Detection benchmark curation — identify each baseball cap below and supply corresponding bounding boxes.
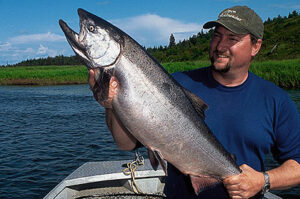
[203,6,264,39]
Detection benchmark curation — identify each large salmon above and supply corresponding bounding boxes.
[59,8,240,194]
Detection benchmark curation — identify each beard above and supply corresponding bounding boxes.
[210,55,231,73]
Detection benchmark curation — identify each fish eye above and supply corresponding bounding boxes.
[88,25,95,32]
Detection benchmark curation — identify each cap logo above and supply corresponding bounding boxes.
[219,9,242,21]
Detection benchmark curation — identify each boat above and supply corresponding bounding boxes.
[44,158,282,199]
[44,158,166,199]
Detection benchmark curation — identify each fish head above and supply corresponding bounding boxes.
[59,8,124,69]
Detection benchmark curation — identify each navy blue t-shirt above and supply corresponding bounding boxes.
[164,67,300,198]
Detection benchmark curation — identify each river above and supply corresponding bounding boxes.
[0,85,299,198]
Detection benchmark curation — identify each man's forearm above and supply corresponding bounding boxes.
[268,159,300,190]
[105,108,138,151]
[223,160,300,198]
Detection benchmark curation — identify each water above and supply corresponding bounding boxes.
[0,85,139,199]
[0,85,299,199]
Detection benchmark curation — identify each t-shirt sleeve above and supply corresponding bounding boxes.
[273,94,300,164]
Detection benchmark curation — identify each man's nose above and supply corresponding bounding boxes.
[216,37,228,52]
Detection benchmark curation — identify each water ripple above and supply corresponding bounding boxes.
[0,85,140,199]
[0,85,299,198]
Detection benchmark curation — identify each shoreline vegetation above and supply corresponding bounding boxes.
[1,12,299,89]
[0,59,300,89]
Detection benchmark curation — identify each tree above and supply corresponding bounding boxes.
[169,34,176,47]
[288,10,298,18]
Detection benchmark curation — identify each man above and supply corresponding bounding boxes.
[88,6,300,198]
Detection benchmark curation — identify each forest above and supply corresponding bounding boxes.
[2,10,299,67]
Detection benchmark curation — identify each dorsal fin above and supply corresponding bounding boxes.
[183,88,208,119]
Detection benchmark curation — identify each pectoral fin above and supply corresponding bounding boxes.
[93,67,115,104]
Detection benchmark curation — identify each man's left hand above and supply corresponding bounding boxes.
[223,164,265,199]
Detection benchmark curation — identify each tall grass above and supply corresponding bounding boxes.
[0,65,87,85]
[162,60,210,74]
[250,59,300,88]
[162,59,300,89]
[0,59,299,88]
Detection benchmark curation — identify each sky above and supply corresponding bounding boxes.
[0,0,299,65]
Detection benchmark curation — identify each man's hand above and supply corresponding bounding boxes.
[88,69,119,109]
[223,164,265,199]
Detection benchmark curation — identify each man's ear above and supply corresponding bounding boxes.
[251,39,262,57]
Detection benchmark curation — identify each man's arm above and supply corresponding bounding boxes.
[105,108,138,150]
[223,159,300,199]
[268,159,300,190]
[89,69,138,151]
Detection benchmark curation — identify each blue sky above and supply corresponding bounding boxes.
[0,0,299,65]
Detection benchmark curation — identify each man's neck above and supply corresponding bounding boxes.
[211,69,249,87]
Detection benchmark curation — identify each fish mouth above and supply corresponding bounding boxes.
[59,19,90,63]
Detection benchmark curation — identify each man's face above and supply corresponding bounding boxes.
[209,25,257,73]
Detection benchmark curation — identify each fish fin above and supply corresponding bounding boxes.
[93,67,117,105]
[182,88,208,119]
[148,149,159,171]
[92,68,111,103]
[190,175,221,195]
[153,150,168,175]
[147,149,167,175]
[230,153,237,162]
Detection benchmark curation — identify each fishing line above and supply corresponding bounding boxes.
[122,150,145,194]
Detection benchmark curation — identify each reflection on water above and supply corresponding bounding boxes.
[0,85,299,198]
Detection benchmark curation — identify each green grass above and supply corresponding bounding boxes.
[162,59,300,89]
[162,60,210,74]
[250,59,300,88]
[1,59,300,88]
[0,65,87,85]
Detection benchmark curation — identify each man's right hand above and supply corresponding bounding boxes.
[88,69,119,109]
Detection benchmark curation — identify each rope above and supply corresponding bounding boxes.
[122,151,145,194]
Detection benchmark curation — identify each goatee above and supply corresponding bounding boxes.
[210,56,230,73]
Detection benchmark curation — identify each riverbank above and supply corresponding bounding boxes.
[1,59,300,88]
[0,65,87,86]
